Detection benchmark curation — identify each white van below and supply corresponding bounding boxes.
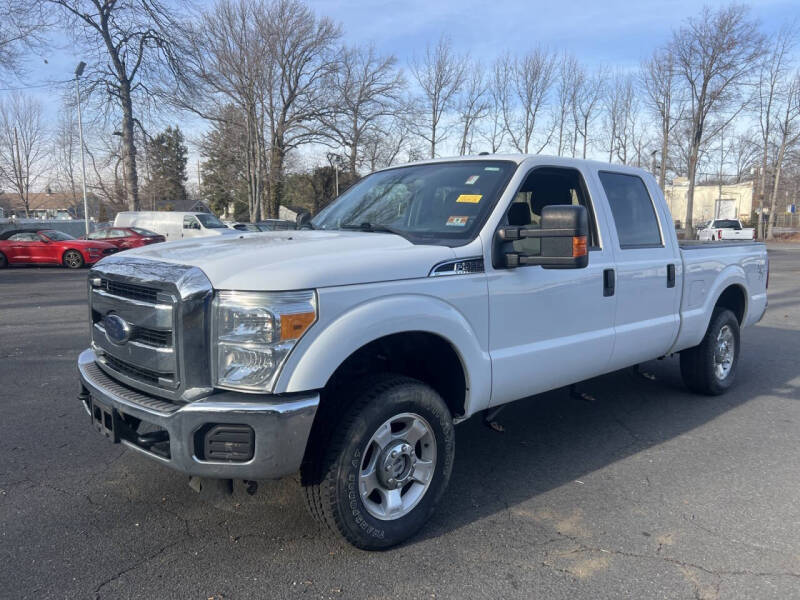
[113,212,236,242]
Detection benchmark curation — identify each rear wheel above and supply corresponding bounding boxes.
[680,309,740,395]
[0,252,7,268]
[301,375,455,549]
[62,250,84,269]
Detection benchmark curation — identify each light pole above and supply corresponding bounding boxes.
[75,61,90,235]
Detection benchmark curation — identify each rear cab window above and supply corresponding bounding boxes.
[598,171,663,249]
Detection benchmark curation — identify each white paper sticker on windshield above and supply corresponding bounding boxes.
[465,175,479,185]
[446,216,468,227]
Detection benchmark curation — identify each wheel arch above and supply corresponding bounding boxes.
[276,294,491,419]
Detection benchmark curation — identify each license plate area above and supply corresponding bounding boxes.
[90,396,120,443]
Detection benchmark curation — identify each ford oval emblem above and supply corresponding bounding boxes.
[104,314,131,345]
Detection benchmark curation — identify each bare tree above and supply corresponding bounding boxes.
[46,0,189,211]
[554,52,581,156]
[0,93,49,217]
[321,44,406,174]
[411,35,467,158]
[457,60,489,155]
[53,103,80,207]
[0,1,48,76]
[767,71,800,238]
[483,56,512,153]
[186,0,271,221]
[671,4,764,231]
[756,25,796,238]
[504,47,557,154]
[602,71,636,163]
[259,0,341,216]
[642,47,685,190]
[574,66,604,159]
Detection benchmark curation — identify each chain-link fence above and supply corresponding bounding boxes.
[0,219,96,238]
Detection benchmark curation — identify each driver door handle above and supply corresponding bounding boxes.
[603,269,615,297]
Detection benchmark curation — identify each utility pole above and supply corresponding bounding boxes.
[75,62,90,234]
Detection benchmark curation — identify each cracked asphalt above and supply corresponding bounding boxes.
[1,246,800,600]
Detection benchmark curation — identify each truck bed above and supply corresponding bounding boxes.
[678,240,763,250]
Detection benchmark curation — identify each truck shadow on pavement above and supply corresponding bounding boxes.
[412,323,799,544]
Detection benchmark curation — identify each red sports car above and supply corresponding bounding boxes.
[85,226,166,249]
[0,229,118,269]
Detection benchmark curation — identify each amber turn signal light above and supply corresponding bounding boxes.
[280,311,316,341]
[572,235,588,258]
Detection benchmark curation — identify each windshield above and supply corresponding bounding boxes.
[131,227,159,236]
[715,219,741,229]
[311,160,516,245]
[41,230,75,241]
[195,213,228,228]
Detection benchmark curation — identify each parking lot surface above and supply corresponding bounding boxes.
[1,248,800,600]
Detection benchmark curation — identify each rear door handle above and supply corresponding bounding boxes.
[603,268,615,297]
[667,264,676,288]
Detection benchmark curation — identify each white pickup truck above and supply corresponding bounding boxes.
[77,155,768,549]
[697,218,755,241]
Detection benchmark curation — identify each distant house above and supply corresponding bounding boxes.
[664,178,755,227]
[0,190,102,220]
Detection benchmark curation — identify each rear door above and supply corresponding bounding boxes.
[595,170,681,370]
[486,165,617,406]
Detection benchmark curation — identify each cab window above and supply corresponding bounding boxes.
[502,167,599,257]
[183,216,200,230]
[9,232,39,241]
[599,171,663,249]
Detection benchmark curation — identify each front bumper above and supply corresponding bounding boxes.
[77,348,318,480]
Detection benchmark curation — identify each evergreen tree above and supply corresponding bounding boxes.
[199,107,250,220]
[143,126,188,209]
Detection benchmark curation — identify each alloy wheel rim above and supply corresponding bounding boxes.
[358,412,437,521]
[713,324,735,380]
[65,252,81,268]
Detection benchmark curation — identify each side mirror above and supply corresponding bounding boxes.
[497,204,589,269]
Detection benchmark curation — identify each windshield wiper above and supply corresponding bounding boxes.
[340,222,408,238]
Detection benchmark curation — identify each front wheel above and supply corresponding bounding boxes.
[302,375,455,549]
[680,309,740,395]
[62,250,84,269]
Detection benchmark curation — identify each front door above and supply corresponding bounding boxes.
[595,171,681,370]
[487,166,617,406]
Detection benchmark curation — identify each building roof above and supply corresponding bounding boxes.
[0,191,92,213]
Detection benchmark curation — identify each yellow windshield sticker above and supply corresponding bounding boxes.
[456,194,482,204]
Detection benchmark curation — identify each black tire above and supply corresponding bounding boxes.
[680,308,740,395]
[62,249,84,269]
[301,374,455,550]
[0,252,7,268]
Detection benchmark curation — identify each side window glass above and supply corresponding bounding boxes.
[503,167,598,257]
[183,216,199,230]
[599,172,662,248]
[110,229,126,238]
[90,230,106,239]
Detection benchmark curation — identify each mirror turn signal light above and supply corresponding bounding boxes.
[572,236,588,258]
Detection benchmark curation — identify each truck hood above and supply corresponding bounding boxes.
[116,230,456,290]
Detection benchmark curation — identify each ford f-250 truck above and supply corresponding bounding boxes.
[77,155,768,549]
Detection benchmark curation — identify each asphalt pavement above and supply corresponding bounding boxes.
[1,248,799,600]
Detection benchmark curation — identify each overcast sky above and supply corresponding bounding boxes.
[2,0,799,174]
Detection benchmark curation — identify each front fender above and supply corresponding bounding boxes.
[274,293,491,417]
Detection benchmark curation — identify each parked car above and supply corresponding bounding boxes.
[0,228,118,269]
[225,222,261,232]
[114,211,238,242]
[696,219,755,241]
[85,227,166,250]
[255,219,296,231]
[77,156,768,549]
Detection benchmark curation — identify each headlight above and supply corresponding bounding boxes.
[211,290,317,392]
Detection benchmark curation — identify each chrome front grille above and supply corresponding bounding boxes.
[88,257,214,403]
[99,278,159,303]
